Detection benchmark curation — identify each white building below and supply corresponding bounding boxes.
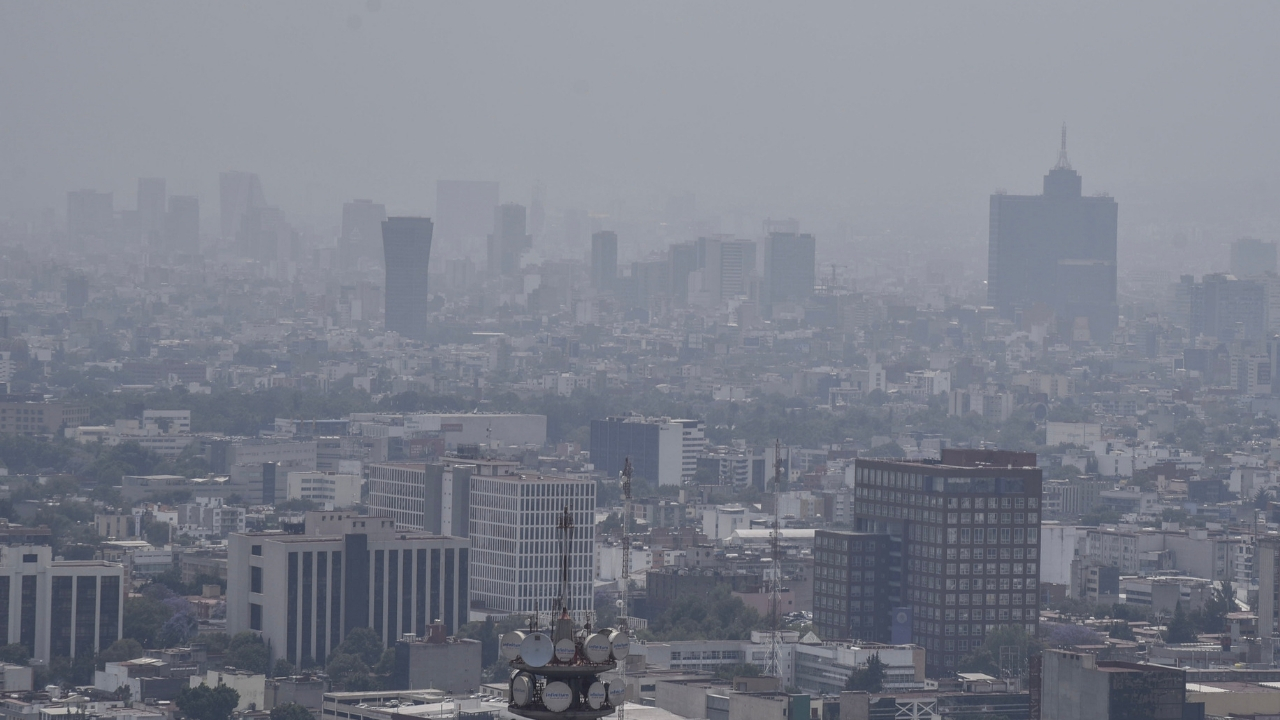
[400,413,547,450]
[190,669,266,711]
[469,472,595,622]
[0,545,125,663]
[1047,422,1103,447]
[142,410,191,435]
[287,472,364,510]
[226,512,470,666]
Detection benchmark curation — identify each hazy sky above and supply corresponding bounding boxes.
[2,1,1277,262]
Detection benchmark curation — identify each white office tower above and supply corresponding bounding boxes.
[469,473,595,622]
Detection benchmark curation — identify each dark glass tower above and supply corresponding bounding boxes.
[382,217,433,341]
[988,128,1118,341]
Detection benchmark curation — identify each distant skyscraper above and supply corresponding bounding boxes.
[696,236,755,303]
[669,241,698,305]
[236,206,289,262]
[341,199,387,265]
[988,128,1118,341]
[764,231,816,312]
[219,171,266,240]
[435,181,499,262]
[136,178,166,245]
[165,196,199,254]
[382,217,433,341]
[1231,237,1277,278]
[487,203,529,277]
[590,231,618,291]
[66,190,114,239]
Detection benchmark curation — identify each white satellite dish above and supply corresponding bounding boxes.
[554,638,576,663]
[520,632,554,667]
[501,631,527,660]
[609,630,630,659]
[584,631,612,663]
[586,682,607,709]
[511,673,533,706]
[543,681,573,712]
[607,681,625,706]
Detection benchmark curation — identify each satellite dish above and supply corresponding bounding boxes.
[520,632,554,667]
[554,638,576,663]
[609,630,630,660]
[607,681,625,706]
[584,631,612,663]
[543,681,573,712]
[511,673,533,707]
[501,631,527,660]
[586,682,607,709]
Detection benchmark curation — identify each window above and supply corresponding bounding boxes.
[250,603,263,630]
[251,566,263,594]
[21,554,36,563]
[252,545,262,556]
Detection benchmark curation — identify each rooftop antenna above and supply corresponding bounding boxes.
[1055,123,1072,170]
[618,458,633,720]
[766,439,783,680]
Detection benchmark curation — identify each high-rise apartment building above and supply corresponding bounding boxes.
[0,545,124,663]
[764,232,815,313]
[669,242,699,305]
[136,178,166,244]
[67,190,114,239]
[219,171,266,240]
[694,236,755,304]
[591,231,618,291]
[987,130,1118,341]
[487,203,530,277]
[165,196,200,254]
[382,217,433,341]
[1231,237,1277,278]
[468,473,595,622]
[1180,273,1266,342]
[227,512,470,665]
[812,530,893,643]
[341,199,387,266]
[589,416,707,487]
[365,460,477,536]
[852,449,1042,677]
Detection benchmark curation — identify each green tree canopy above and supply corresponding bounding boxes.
[332,627,384,666]
[123,594,175,648]
[0,644,30,666]
[957,625,1044,677]
[845,653,885,693]
[1164,602,1198,644]
[225,632,270,674]
[175,683,240,720]
[270,704,314,720]
[98,639,146,666]
[642,586,766,641]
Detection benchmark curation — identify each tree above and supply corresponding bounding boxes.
[98,639,146,666]
[0,644,30,665]
[714,663,761,681]
[123,595,175,647]
[332,627,384,666]
[272,659,296,678]
[845,653,885,693]
[175,683,240,720]
[1047,624,1103,647]
[1164,602,1198,644]
[270,704,314,720]
[958,625,1044,677]
[1108,622,1135,641]
[1198,581,1237,634]
[642,587,766,641]
[325,653,373,691]
[224,632,271,674]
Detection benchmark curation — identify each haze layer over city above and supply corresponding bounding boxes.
[1,3,1280,719]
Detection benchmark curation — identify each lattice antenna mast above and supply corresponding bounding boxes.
[1055,123,1072,170]
[618,458,633,720]
[766,439,783,679]
[557,504,574,618]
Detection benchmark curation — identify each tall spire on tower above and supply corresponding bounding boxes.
[1055,123,1072,170]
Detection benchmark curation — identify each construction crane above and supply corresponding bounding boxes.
[765,440,783,679]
